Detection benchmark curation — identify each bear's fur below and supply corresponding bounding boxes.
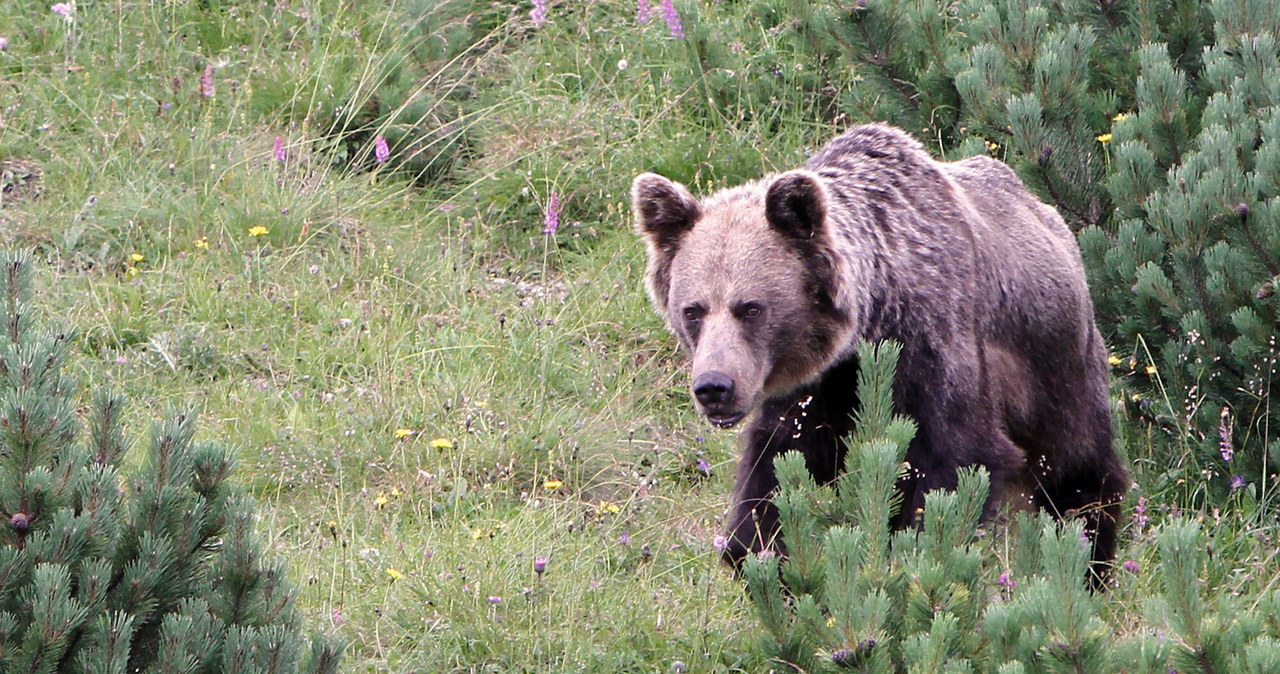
[632,123,1127,581]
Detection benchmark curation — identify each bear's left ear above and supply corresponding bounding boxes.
[765,170,828,240]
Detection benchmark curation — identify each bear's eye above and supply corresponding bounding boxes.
[682,305,705,323]
[733,302,763,320]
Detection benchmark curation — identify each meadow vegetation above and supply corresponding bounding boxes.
[0,0,1276,671]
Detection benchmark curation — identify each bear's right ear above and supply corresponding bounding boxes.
[765,170,827,241]
[631,173,700,252]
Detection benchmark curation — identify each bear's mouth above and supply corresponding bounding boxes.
[707,412,745,429]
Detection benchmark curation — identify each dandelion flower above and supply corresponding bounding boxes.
[374,135,390,164]
[386,567,403,581]
[1096,133,1113,144]
[1144,365,1157,376]
[430,437,454,450]
[194,238,210,249]
[1107,355,1122,367]
[598,502,621,514]
[1113,112,1129,123]
[826,616,836,627]
[543,479,563,490]
[130,253,144,263]
[394,428,414,439]
[248,225,269,237]
[375,492,389,509]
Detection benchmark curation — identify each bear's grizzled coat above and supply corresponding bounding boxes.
[632,123,1127,579]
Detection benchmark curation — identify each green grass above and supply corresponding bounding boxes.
[2,0,1278,671]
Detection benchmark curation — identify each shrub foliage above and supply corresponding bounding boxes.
[0,250,342,673]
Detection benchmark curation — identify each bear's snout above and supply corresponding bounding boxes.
[693,371,745,428]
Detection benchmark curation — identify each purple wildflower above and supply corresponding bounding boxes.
[531,0,547,26]
[51,3,71,17]
[542,192,560,235]
[696,458,711,475]
[1229,475,1246,491]
[636,0,650,23]
[1218,406,1233,462]
[273,136,287,162]
[756,549,775,562]
[997,572,1016,589]
[487,595,503,604]
[618,532,631,545]
[0,37,9,51]
[1132,496,1149,531]
[1122,559,1140,574]
[533,556,549,575]
[712,535,727,551]
[200,64,214,98]
[660,0,684,38]
[374,135,390,164]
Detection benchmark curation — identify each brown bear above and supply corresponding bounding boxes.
[632,123,1127,581]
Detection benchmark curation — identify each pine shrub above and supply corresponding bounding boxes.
[745,340,1280,672]
[0,250,342,673]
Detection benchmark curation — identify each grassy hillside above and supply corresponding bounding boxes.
[1,1,1276,672]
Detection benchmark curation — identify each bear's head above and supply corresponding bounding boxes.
[632,170,849,428]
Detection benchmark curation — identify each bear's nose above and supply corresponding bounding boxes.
[693,372,735,407]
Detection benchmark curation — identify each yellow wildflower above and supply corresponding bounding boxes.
[394,428,414,439]
[986,141,1000,152]
[130,253,145,262]
[194,238,210,249]
[1113,112,1129,123]
[543,480,563,490]
[827,616,837,627]
[386,567,403,581]
[327,520,338,539]
[126,266,139,276]
[471,528,485,540]
[1096,133,1113,144]
[429,438,454,450]
[1145,365,1158,376]
[598,502,621,514]
[1107,355,1122,367]
[248,225,269,237]
[391,487,401,499]
[375,492,389,509]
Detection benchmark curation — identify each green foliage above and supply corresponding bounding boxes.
[0,251,341,673]
[745,340,1280,672]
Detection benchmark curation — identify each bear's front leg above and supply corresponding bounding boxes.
[721,358,861,571]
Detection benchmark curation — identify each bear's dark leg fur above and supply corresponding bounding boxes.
[721,356,861,570]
